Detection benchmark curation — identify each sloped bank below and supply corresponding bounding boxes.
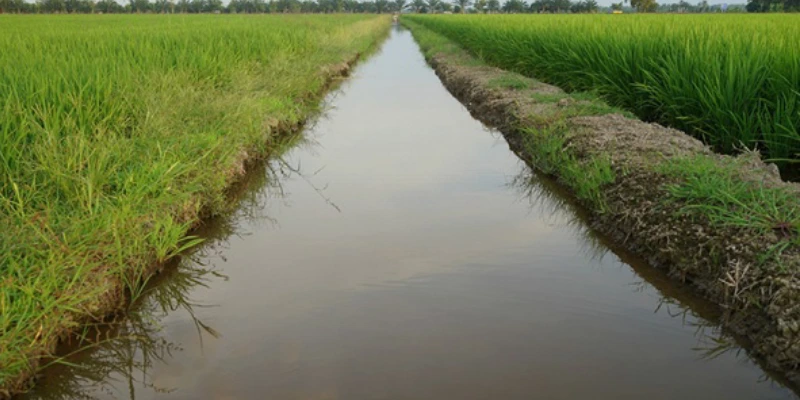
[402,19,800,385]
[0,18,390,399]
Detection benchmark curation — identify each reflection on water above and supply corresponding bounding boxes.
[26,152,294,400]
[512,167,794,392]
[28,259,219,399]
[30,164,795,400]
[508,168,604,262]
[25,27,798,400]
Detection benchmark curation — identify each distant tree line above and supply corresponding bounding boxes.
[0,0,788,16]
[0,0,601,14]
[654,0,746,11]
[746,0,799,11]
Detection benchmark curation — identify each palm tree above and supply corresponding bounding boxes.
[426,0,440,12]
[393,0,407,11]
[454,0,470,11]
[154,0,169,12]
[411,0,425,11]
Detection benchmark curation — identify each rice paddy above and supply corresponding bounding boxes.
[405,14,800,167]
[0,14,389,395]
[4,11,800,399]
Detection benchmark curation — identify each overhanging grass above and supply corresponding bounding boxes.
[658,155,800,260]
[0,14,390,394]
[521,123,616,211]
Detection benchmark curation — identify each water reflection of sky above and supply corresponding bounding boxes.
[27,27,798,400]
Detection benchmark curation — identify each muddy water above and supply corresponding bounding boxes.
[27,27,798,400]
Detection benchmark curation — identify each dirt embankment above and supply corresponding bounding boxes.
[405,21,800,386]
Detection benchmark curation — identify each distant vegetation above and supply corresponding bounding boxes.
[746,0,800,11]
[408,14,800,166]
[0,0,792,13]
[2,0,403,13]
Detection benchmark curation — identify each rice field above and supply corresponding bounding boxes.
[405,14,800,166]
[0,14,389,394]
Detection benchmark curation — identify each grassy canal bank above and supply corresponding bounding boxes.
[402,18,800,385]
[0,15,390,396]
[404,15,800,171]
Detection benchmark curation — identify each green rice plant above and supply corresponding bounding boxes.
[0,14,389,394]
[658,155,800,243]
[488,73,532,90]
[522,123,616,211]
[405,14,800,167]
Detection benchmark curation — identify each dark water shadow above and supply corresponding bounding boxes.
[22,125,344,400]
[23,150,289,400]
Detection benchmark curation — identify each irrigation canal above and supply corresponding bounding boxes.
[25,26,799,400]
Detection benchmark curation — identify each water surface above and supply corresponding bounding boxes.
[28,27,798,400]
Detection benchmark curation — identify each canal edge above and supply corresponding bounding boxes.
[1,20,393,400]
[401,18,800,389]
